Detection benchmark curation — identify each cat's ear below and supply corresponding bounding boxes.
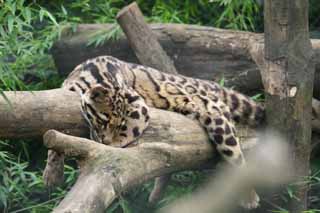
[89,85,109,103]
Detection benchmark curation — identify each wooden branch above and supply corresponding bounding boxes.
[0,89,88,139]
[148,174,171,204]
[263,1,314,211]
[45,129,214,213]
[51,23,320,99]
[116,2,177,74]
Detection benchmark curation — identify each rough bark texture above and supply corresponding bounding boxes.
[44,129,214,213]
[0,89,88,139]
[313,98,320,133]
[263,0,314,212]
[116,2,177,74]
[51,23,320,98]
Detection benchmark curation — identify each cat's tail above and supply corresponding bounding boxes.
[220,87,265,126]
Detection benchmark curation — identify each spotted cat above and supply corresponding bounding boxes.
[44,55,265,209]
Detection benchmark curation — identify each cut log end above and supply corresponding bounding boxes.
[43,129,58,149]
[116,2,139,19]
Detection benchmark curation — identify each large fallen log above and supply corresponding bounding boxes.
[51,23,320,98]
[0,89,258,142]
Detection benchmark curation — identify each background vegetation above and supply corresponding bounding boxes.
[0,0,319,212]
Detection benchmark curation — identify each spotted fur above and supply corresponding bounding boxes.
[64,56,264,149]
[53,56,265,208]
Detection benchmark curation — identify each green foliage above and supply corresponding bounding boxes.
[0,140,77,212]
[251,93,264,102]
[0,0,64,92]
[87,24,122,47]
[0,0,319,212]
[213,0,262,31]
[218,76,225,87]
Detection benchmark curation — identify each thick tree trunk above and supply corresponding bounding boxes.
[51,23,320,98]
[263,0,314,212]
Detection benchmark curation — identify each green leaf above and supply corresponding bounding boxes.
[23,7,32,25]
[251,93,264,101]
[39,8,45,22]
[119,198,132,213]
[287,186,294,198]
[0,25,7,38]
[0,90,13,109]
[61,5,67,16]
[0,188,8,208]
[219,77,225,87]
[7,15,14,33]
[44,10,58,26]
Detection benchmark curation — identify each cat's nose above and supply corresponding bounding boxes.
[102,135,112,145]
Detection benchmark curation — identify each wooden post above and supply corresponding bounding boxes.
[116,2,178,74]
[263,0,314,211]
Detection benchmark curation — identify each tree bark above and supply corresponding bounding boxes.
[263,0,314,212]
[51,23,320,98]
[116,2,177,74]
[44,129,215,213]
[46,129,290,213]
[313,98,320,133]
[0,89,88,139]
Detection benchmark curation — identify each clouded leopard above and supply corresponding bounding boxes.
[44,55,265,209]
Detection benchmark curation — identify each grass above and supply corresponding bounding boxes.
[0,140,78,212]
